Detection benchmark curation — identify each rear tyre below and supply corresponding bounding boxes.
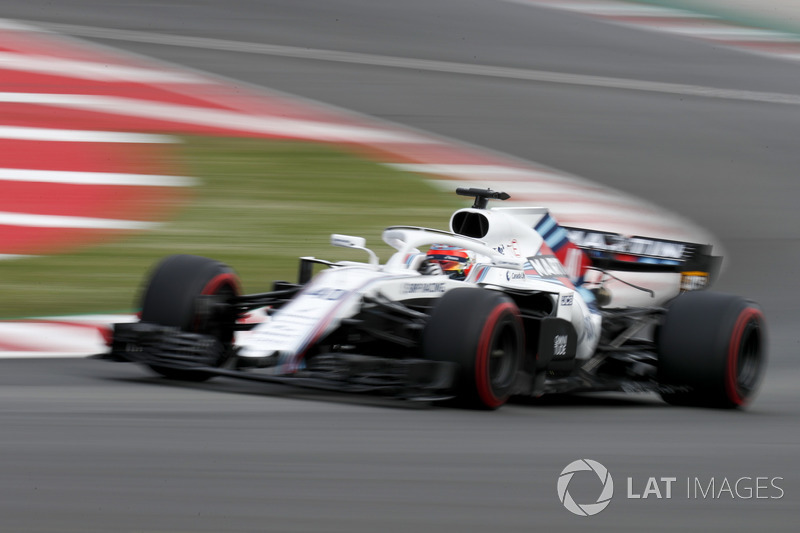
[658,291,766,408]
[140,254,241,381]
[423,288,524,409]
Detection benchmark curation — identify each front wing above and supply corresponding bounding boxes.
[109,322,458,401]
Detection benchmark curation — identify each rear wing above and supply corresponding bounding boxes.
[564,227,723,290]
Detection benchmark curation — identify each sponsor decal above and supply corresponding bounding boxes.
[505,270,526,282]
[553,334,569,356]
[305,287,348,301]
[556,460,785,518]
[527,256,568,278]
[497,241,522,258]
[567,229,688,260]
[402,282,446,294]
[680,271,709,292]
[560,294,573,307]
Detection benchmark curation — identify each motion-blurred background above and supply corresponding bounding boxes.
[1,1,799,531]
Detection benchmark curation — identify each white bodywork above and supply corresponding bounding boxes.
[238,206,602,371]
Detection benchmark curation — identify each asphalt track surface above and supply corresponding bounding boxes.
[2,1,800,531]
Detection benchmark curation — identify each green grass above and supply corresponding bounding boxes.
[0,137,460,318]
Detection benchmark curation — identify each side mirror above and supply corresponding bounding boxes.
[330,234,378,265]
[331,234,367,249]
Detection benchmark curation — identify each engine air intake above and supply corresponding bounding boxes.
[451,211,490,238]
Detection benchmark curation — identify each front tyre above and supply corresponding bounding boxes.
[658,291,766,409]
[423,288,524,409]
[139,254,241,381]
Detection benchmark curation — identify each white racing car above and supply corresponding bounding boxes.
[108,188,766,409]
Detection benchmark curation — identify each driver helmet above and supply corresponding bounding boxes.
[426,245,474,280]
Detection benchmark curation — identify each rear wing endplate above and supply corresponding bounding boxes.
[564,227,722,288]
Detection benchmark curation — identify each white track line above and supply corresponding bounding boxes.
[0,92,437,144]
[0,168,197,187]
[426,178,645,206]
[0,19,42,31]
[0,126,177,143]
[0,322,108,356]
[523,2,712,18]
[0,212,160,230]
[517,0,800,59]
[11,22,800,105]
[0,352,100,359]
[0,51,203,83]
[659,27,800,42]
[388,163,559,179]
[34,314,136,324]
[385,163,601,188]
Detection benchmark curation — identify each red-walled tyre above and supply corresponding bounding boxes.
[139,254,241,381]
[658,291,766,409]
[423,288,524,409]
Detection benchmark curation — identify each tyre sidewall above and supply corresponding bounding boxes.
[140,254,239,332]
[658,291,766,408]
[423,288,524,409]
[139,255,240,380]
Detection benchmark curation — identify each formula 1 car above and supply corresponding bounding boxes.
[107,188,766,409]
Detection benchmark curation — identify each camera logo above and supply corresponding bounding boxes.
[557,459,614,516]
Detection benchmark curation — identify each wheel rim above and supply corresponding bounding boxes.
[207,286,235,343]
[735,319,763,399]
[192,273,239,346]
[199,284,237,344]
[487,317,521,394]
